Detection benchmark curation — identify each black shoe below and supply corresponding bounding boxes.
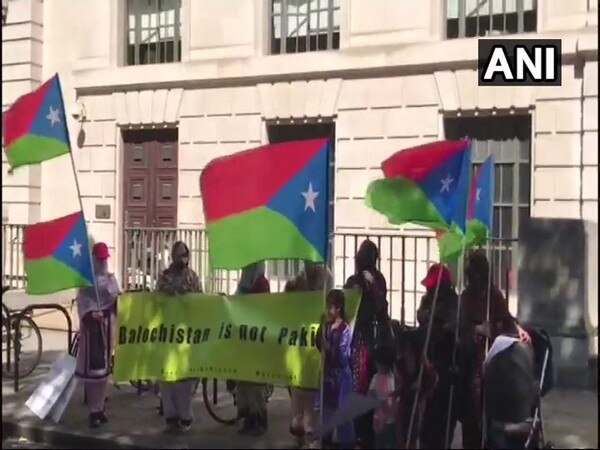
[248,425,267,437]
[88,413,101,428]
[238,417,254,435]
[98,412,108,424]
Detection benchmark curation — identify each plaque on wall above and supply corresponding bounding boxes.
[95,204,111,220]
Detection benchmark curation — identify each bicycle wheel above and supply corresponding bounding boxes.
[202,378,239,425]
[2,316,43,378]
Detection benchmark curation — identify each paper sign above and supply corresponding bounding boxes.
[315,392,382,437]
[25,354,77,420]
[484,335,519,367]
[49,375,79,423]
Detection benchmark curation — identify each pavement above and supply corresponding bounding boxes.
[1,292,599,449]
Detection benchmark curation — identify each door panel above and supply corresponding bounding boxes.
[123,129,179,229]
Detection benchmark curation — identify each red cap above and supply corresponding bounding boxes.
[92,242,110,260]
[421,264,451,290]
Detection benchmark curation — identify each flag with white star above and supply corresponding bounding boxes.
[365,140,472,232]
[437,155,495,262]
[23,211,94,295]
[200,139,329,270]
[3,74,71,170]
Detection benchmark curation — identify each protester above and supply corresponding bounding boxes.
[392,326,437,449]
[317,289,355,448]
[416,263,470,449]
[368,345,398,449]
[75,242,119,428]
[286,262,332,448]
[459,249,531,449]
[344,240,390,448]
[235,262,270,437]
[156,241,202,434]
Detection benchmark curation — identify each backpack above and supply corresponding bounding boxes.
[524,326,554,397]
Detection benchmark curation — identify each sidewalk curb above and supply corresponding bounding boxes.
[2,419,144,449]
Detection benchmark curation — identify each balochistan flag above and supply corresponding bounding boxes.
[3,74,70,170]
[24,211,94,295]
[365,140,472,232]
[437,156,495,262]
[200,139,329,270]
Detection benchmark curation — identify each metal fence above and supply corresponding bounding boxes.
[2,224,26,290]
[3,224,518,326]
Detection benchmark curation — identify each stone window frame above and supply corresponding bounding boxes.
[269,0,341,55]
[446,0,537,39]
[125,0,182,66]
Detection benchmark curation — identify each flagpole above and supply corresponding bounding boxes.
[481,158,495,447]
[57,75,105,320]
[481,228,493,448]
[443,233,468,448]
[444,143,473,448]
[318,141,332,448]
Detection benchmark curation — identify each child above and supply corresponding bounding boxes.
[285,277,317,448]
[317,289,355,448]
[369,345,398,449]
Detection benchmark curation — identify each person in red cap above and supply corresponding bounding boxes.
[75,242,120,428]
[415,263,471,449]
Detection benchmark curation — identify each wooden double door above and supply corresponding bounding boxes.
[122,129,178,229]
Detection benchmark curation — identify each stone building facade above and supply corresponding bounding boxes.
[2,1,598,342]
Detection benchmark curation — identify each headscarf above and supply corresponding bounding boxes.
[169,241,190,272]
[466,249,490,291]
[77,248,119,319]
[156,241,201,295]
[235,261,265,295]
[355,240,378,273]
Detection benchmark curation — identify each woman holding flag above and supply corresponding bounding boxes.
[459,249,531,448]
[75,242,119,428]
[344,240,390,448]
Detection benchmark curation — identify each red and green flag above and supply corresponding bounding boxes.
[3,74,70,170]
[365,140,472,232]
[437,156,495,262]
[200,139,330,270]
[24,211,94,295]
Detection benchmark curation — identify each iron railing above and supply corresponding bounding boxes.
[3,224,518,327]
[2,224,26,290]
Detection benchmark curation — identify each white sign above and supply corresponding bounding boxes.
[484,335,520,368]
[25,354,77,420]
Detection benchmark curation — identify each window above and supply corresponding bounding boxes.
[126,0,181,66]
[270,0,340,54]
[446,0,537,39]
[445,115,531,294]
[265,122,336,279]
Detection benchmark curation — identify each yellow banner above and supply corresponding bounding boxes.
[113,290,361,389]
